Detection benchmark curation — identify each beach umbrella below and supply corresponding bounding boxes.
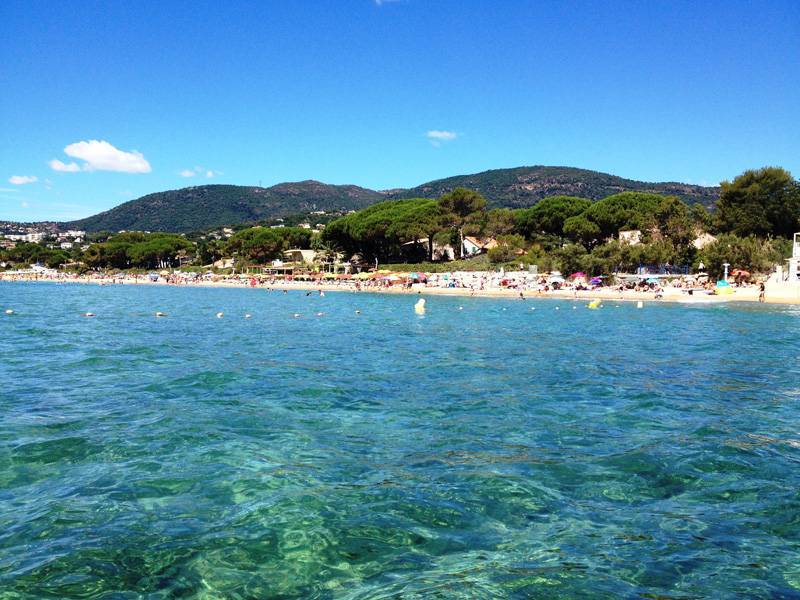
[716,279,731,287]
[323,272,336,279]
[646,277,659,284]
[589,277,603,284]
[569,272,586,278]
[336,273,352,279]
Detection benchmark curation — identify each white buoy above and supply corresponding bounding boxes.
[155,312,166,317]
[83,312,95,318]
[355,310,361,315]
[637,301,644,309]
[458,306,463,311]
[555,306,560,311]
[572,306,577,310]
[244,314,252,319]
[530,307,536,311]
[316,312,324,317]
[216,312,224,318]
[293,313,301,318]
[4,309,13,315]
[414,298,426,315]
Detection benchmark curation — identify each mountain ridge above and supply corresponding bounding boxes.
[55,166,719,233]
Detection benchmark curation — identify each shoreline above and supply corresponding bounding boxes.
[2,273,795,305]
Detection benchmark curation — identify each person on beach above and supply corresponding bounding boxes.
[759,282,766,302]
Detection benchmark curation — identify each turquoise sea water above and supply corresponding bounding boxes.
[1,282,800,598]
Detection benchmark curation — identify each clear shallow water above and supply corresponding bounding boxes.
[1,282,800,599]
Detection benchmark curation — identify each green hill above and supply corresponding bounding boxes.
[59,166,720,233]
[390,166,719,208]
[63,182,383,233]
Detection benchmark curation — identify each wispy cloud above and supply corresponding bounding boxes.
[425,130,458,147]
[50,140,151,173]
[375,0,402,5]
[180,166,222,178]
[0,187,19,193]
[49,159,81,172]
[8,175,37,185]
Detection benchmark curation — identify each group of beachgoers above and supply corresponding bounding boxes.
[0,267,764,303]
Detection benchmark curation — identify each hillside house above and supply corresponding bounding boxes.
[462,236,498,257]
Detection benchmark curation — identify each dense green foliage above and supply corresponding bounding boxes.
[324,198,450,262]
[391,166,720,208]
[0,242,71,268]
[715,167,800,238]
[516,196,592,238]
[4,167,797,279]
[83,233,192,269]
[53,167,722,234]
[62,182,383,233]
[322,168,799,277]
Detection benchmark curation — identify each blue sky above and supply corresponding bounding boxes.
[1,0,798,222]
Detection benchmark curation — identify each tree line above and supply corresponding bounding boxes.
[2,167,797,277]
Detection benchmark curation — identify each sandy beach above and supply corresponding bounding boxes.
[2,271,791,304]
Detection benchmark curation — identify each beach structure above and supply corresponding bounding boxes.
[765,232,800,302]
[462,236,498,257]
[283,249,317,265]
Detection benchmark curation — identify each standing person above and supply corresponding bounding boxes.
[759,282,766,303]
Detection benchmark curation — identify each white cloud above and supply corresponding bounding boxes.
[180,169,196,177]
[9,175,37,185]
[21,200,29,208]
[206,170,215,178]
[49,159,81,172]
[426,130,458,142]
[60,139,151,173]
